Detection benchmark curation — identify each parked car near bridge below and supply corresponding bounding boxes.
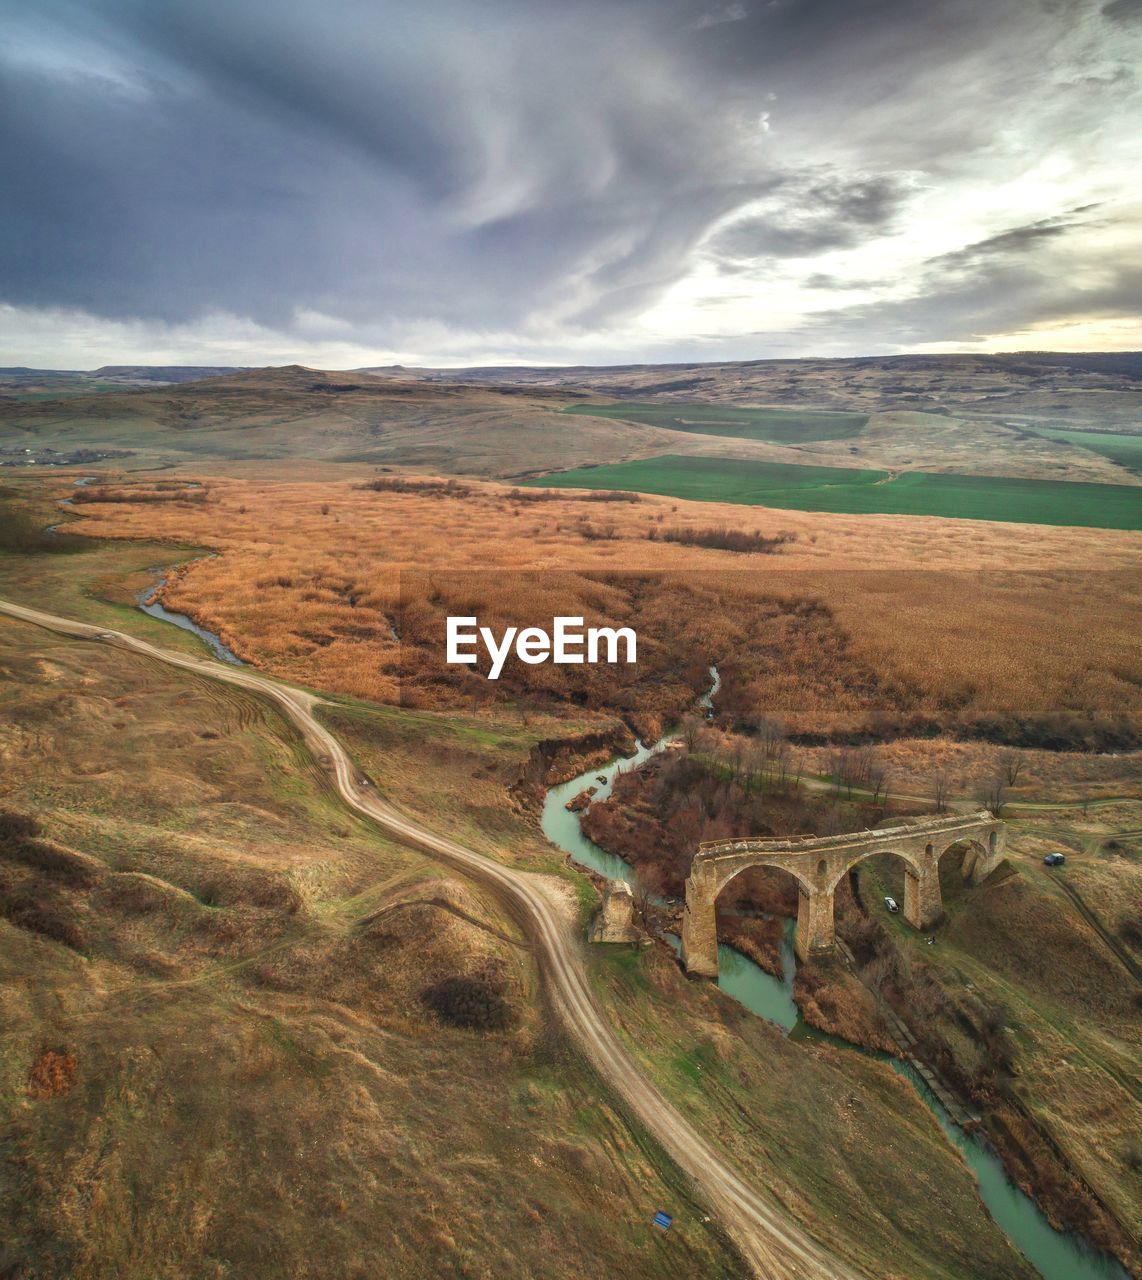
[884,896,900,913]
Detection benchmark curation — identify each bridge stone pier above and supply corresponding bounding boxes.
[680,811,1005,978]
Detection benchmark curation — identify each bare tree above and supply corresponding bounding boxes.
[739,741,762,796]
[978,774,1007,816]
[853,743,877,789]
[680,713,702,752]
[998,750,1025,789]
[631,864,665,927]
[757,716,787,762]
[830,747,854,798]
[932,770,950,814]
[788,749,804,792]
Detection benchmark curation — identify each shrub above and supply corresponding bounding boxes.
[357,476,472,497]
[659,525,795,554]
[420,975,516,1031]
[27,1048,78,1099]
[0,507,87,554]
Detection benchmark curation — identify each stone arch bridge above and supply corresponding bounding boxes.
[680,811,1005,978]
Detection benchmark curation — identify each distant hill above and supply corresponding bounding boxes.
[353,352,1142,427]
[0,365,246,384]
[90,366,249,383]
[357,350,1142,387]
[2,354,1140,483]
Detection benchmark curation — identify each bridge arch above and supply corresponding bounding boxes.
[848,841,938,933]
[934,834,993,899]
[680,812,1005,979]
[713,858,823,966]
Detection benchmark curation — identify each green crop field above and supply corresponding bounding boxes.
[560,401,868,444]
[1027,427,1142,474]
[524,454,1142,529]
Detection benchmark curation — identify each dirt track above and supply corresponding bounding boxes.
[0,595,860,1280]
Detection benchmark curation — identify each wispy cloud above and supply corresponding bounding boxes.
[0,0,1138,364]
[689,4,748,32]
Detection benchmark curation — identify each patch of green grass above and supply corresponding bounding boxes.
[560,863,601,929]
[324,693,558,753]
[527,454,884,503]
[671,1041,719,1088]
[561,401,867,444]
[525,454,1142,529]
[1027,427,1142,475]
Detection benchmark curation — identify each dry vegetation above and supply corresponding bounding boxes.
[36,472,1142,755]
[581,740,899,898]
[798,738,1142,803]
[840,852,1139,1269]
[0,613,1065,1280]
[581,731,1141,1270]
[0,619,746,1280]
[656,525,795,553]
[4,365,1140,1278]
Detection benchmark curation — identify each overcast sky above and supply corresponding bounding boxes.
[1,0,1139,368]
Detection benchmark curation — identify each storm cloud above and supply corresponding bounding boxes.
[0,0,1139,364]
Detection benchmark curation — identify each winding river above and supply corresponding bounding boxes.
[48,483,239,666]
[137,570,243,665]
[540,674,1129,1280]
[117,588,1129,1280]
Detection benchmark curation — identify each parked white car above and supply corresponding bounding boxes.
[884,896,900,914]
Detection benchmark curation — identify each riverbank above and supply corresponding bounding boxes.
[543,699,1133,1280]
[137,567,244,665]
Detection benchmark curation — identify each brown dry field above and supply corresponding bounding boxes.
[0,616,1052,1280]
[41,470,1142,756]
[0,617,749,1280]
[797,739,1142,801]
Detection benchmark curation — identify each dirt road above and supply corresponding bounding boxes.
[0,596,860,1280]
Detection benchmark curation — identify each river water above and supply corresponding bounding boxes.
[137,573,243,665]
[118,590,1127,1280]
[541,666,720,884]
[540,678,1128,1280]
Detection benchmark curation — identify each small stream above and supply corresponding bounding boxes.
[56,475,98,508]
[541,673,1128,1280]
[541,666,720,885]
[137,572,243,665]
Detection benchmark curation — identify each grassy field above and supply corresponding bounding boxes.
[2,504,1139,1276]
[0,593,1053,1280]
[1027,427,1142,475]
[858,825,1141,1262]
[16,473,1140,750]
[318,696,603,876]
[587,944,1039,1280]
[0,617,748,1280]
[561,402,868,444]
[525,454,1142,529]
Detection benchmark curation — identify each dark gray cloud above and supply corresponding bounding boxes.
[0,0,1138,362]
[923,207,1103,270]
[710,175,910,262]
[1102,0,1142,21]
[804,209,1138,347]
